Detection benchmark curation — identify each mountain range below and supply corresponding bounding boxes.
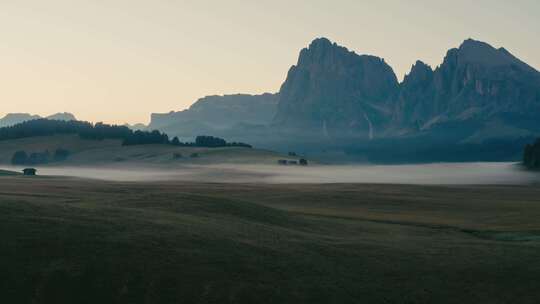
[0,112,76,128]
[149,38,540,151]
[148,93,278,139]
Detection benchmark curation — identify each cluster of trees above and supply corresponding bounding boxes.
[524,138,540,169]
[122,130,170,146]
[170,135,252,148]
[11,148,70,165]
[0,119,138,143]
[0,119,252,148]
[194,136,251,148]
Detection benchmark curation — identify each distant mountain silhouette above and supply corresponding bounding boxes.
[46,112,76,122]
[149,93,278,138]
[0,112,77,128]
[124,123,147,131]
[394,39,540,142]
[0,113,41,128]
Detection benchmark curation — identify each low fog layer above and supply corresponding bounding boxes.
[2,162,539,185]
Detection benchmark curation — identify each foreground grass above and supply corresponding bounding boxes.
[1,177,540,303]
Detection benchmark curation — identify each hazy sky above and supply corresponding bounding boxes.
[1,0,539,124]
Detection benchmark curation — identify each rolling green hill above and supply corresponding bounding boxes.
[0,169,19,176]
[0,135,291,166]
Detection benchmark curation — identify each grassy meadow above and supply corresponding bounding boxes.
[1,176,539,303]
[0,135,288,166]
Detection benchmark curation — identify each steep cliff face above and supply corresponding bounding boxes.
[273,38,399,139]
[394,39,540,141]
[393,60,436,129]
[433,39,540,119]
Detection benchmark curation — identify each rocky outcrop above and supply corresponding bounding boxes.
[393,61,435,129]
[394,39,540,141]
[272,38,399,139]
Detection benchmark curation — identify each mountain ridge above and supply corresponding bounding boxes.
[148,37,539,150]
[148,93,278,139]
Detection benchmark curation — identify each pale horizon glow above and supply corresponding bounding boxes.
[1,0,539,124]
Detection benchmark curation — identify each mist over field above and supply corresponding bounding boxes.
[3,162,539,185]
[2,2,540,303]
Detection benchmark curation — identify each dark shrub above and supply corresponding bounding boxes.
[54,148,70,161]
[195,136,226,148]
[194,136,252,148]
[28,151,50,165]
[171,136,182,146]
[524,139,540,169]
[11,151,28,165]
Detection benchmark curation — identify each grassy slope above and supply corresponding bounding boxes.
[0,169,19,176]
[1,177,539,303]
[0,135,288,166]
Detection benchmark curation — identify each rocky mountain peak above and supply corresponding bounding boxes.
[449,38,536,72]
[403,61,433,86]
[308,37,333,50]
[297,37,357,68]
[273,38,399,138]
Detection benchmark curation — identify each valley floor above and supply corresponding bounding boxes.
[1,176,540,303]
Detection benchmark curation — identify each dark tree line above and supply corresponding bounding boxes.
[0,119,134,142]
[11,148,70,165]
[194,136,251,148]
[524,138,540,169]
[122,130,170,146]
[0,119,252,148]
[169,136,251,148]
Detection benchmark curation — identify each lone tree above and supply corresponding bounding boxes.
[524,138,540,169]
[171,136,181,146]
[28,151,50,165]
[54,148,70,161]
[11,151,28,165]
